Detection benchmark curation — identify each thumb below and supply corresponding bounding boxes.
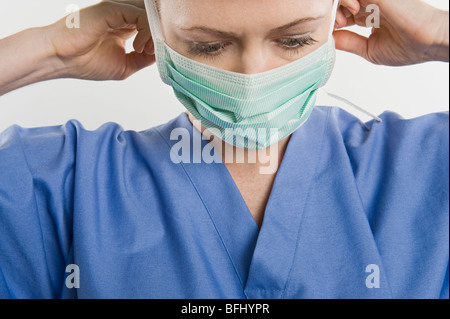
[123,51,156,79]
[333,29,369,61]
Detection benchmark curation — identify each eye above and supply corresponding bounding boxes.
[277,36,318,50]
[188,42,229,57]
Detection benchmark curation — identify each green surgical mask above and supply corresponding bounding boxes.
[145,0,339,149]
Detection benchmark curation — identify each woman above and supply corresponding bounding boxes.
[0,0,448,299]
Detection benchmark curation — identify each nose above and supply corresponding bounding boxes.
[232,43,275,74]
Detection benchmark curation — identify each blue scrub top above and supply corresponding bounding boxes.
[0,106,448,299]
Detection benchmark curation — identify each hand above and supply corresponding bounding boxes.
[333,0,449,65]
[47,0,155,80]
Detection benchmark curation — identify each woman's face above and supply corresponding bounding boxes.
[159,0,334,74]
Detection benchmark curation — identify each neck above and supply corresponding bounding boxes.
[186,111,290,175]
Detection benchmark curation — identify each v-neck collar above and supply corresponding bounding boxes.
[159,109,329,298]
[243,109,330,298]
[162,114,259,291]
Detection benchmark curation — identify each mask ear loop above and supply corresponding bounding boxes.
[328,0,341,40]
[321,89,383,122]
[145,0,164,42]
[144,0,172,84]
[145,0,382,123]
[322,0,383,123]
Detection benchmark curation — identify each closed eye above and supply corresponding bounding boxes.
[187,35,318,60]
[188,42,230,57]
[277,36,318,50]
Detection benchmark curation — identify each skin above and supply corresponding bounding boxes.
[160,0,333,73]
[0,0,448,227]
[157,0,449,226]
[334,0,450,65]
[159,0,335,227]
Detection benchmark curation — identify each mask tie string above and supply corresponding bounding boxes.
[323,2,382,124]
[321,88,383,123]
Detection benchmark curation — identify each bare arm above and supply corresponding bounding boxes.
[0,27,64,96]
[0,1,155,97]
[335,0,449,65]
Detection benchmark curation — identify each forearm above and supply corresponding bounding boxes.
[0,27,65,96]
[434,10,449,62]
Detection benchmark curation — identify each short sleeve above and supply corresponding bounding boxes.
[0,121,79,298]
[339,109,449,298]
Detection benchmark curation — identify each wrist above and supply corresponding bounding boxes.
[11,26,68,82]
[432,10,449,62]
[37,25,71,79]
[0,27,66,96]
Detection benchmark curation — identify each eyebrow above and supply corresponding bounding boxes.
[271,16,325,34]
[180,16,324,39]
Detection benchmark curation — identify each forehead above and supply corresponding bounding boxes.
[161,0,331,29]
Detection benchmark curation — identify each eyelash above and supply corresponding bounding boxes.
[188,42,229,59]
[188,36,317,59]
[278,36,318,52]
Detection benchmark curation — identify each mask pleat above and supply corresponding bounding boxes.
[144,0,339,149]
[166,59,327,117]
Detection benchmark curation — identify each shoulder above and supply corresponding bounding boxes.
[316,105,449,222]
[316,107,448,298]
[0,115,187,171]
[318,106,449,159]
[319,106,449,186]
[318,105,448,139]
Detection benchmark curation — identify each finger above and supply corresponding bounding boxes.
[100,2,148,30]
[335,8,348,29]
[123,51,156,78]
[333,29,369,60]
[112,27,138,39]
[335,7,377,30]
[104,0,146,10]
[103,1,152,53]
[143,40,154,55]
[335,6,359,29]
[338,0,361,16]
[133,24,152,53]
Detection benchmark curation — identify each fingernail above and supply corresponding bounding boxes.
[144,41,155,55]
[349,6,358,15]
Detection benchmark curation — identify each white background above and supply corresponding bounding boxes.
[0,0,448,132]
